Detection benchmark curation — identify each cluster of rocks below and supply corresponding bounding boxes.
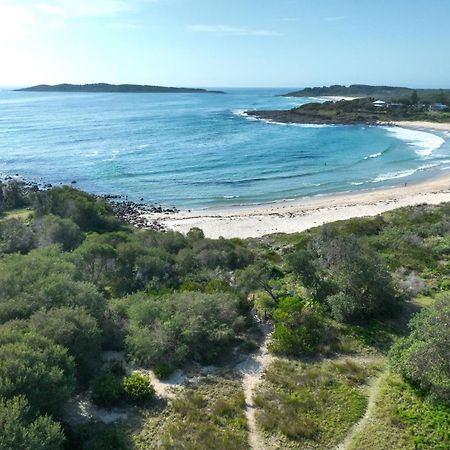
[1,173,179,233]
[107,200,178,231]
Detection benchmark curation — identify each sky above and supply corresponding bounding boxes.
[1,0,449,88]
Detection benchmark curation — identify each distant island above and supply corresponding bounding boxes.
[247,87,450,126]
[14,83,225,94]
[283,84,450,102]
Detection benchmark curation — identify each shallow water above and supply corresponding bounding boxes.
[0,88,449,208]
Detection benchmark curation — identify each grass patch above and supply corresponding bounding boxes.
[347,372,450,450]
[253,358,381,449]
[1,208,32,221]
[133,375,248,450]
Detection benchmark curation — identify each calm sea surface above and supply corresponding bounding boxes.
[0,88,449,208]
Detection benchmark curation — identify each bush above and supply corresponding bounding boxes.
[27,307,102,384]
[0,396,64,450]
[0,247,105,322]
[390,295,450,402]
[270,297,324,355]
[123,372,154,402]
[34,186,120,232]
[125,291,244,370]
[91,372,123,408]
[0,328,75,417]
[289,230,400,323]
[0,218,35,253]
[68,423,130,450]
[34,214,82,251]
[154,363,171,380]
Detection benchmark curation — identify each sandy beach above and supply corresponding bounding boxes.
[391,121,450,132]
[142,173,450,239]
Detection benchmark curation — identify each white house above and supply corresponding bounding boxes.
[373,100,386,108]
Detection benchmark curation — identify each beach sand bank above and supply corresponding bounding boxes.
[391,121,450,132]
[141,173,450,239]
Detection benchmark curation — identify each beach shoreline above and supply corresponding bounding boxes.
[389,121,450,132]
[141,172,450,238]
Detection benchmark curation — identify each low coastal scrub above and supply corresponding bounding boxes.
[116,290,245,371]
[390,295,450,403]
[133,377,247,450]
[254,359,381,449]
[346,373,450,450]
[0,181,449,448]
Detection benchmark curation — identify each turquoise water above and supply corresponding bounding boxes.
[0,88,449,209]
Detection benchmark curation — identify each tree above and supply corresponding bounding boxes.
[27,307,102,384]
[236,263,281,301]
[0,248,105,322]
[33,186,119,232]
[125,291,244,370]
[390,295,450,403]
[34,214,82,251]
[411,90,419,105]
[288,229,399,323]
[0,396,64,450]
[0,328,75,416]
[0,218,35,253]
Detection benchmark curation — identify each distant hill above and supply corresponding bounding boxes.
[14,83,225,94]
[283,84,450,102]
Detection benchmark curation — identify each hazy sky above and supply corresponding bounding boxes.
[1,0,449,88]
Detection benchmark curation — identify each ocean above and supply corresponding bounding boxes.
[0,88,449,209]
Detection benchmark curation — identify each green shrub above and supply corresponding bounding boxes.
[270,296,324,355]
[390,295,450,402]
[91,372,123,408]
[34,214,82,251]
[123,372,154,402]
[0,328,75,417]
[125,291,244,370]
[154,363,171,380]
[26,307,102,384]
[69,423,130,450]
[0,396,64,450]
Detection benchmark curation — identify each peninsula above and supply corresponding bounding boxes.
[245,96,450,127]
[14,83,225,94]
[283,84,450,101]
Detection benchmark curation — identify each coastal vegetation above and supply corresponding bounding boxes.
[0,180,448,449]
[15,83,225,94]
[246,97,450,125]
[283,84,450,103]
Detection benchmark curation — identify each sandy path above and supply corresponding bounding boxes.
[335,372,386,450]
[235,323,273,450]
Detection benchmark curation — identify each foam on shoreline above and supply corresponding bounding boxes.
[383,126,445,157]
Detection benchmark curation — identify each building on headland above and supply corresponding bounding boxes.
[429,103,449,112]
[372,100,386,108]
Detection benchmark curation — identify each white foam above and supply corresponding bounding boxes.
[350,181,365,185]
[383,126,445,157]
[235,109,331,128]
[372,169,417,183]
[364,152,382,160]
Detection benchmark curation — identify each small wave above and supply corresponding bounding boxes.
[371,161,444,183]
[235,109,332,128]
[350,181,365,185]
[383,126,445,157]
[372,169,417,183]
[364,152,382,160]
[223,195,240,199]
